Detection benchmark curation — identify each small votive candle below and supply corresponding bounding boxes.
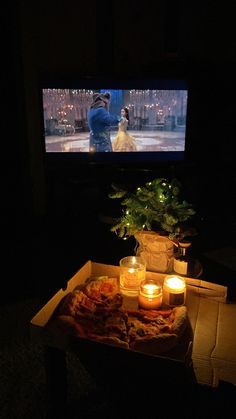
[163,275,186,306]
[119,256,146,296]
[138,279,163,310]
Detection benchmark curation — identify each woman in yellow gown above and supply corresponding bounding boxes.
[112,107,137,151]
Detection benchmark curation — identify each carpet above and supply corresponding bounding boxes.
[0,298,110,419]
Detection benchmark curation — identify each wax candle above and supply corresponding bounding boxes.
[119,256,146,296]
[163,275,186,306]
[138,279,163,309]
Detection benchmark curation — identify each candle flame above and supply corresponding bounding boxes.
[143,283,158,295]
[166,276,185,290]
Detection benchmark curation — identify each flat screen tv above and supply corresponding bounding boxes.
[40,77,189,170]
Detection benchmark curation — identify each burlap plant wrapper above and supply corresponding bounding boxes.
[135,231,174,273]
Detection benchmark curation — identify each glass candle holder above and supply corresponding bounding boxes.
[138,279,163,310]
[119,256,146,296]
[163,275,186,306]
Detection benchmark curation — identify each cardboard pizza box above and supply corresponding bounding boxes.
[30,260,233,388]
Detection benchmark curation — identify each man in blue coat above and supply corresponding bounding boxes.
[88,92,120,152]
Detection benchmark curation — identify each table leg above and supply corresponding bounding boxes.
[44,346,67,419]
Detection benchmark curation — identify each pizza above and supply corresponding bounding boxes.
[74,276,123,309]
[126,306,187,354]
[50,276,188,356]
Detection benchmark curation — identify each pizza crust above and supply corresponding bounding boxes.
[52,314,86,337]
[130,333,179,355]
[171,306,187,336]
[89,335,129,349]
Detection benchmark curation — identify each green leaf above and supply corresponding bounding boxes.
[108,176,196,240]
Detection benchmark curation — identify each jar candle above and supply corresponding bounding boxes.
[138,279,163,309]
[119,256,146,296]
[163,275,186,306]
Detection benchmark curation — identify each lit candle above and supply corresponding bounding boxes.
[138,279,163,310]
[119,256,146,296]
[163,275,186,306]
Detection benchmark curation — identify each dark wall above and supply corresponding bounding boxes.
[3,2,235,202]
[3,2,236,299]
[13,2,236,221]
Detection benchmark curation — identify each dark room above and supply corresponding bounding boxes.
[1,1,236,418]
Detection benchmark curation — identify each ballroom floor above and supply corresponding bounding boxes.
[45,130,185,152]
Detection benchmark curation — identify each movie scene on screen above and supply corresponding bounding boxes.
[42,88,188,153]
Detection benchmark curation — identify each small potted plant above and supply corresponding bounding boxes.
[108,177,196,273]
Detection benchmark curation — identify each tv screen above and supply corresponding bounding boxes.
[40,77,189,167]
